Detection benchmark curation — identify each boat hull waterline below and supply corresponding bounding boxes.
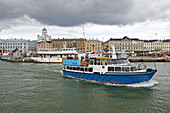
[63,70,157,84]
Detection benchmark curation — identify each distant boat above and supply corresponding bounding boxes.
[31,48,78,63]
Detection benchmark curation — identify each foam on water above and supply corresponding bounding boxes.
[104,80,159,88]
[50,70,63,74]
[71,76,159,88]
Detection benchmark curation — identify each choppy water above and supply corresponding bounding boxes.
[0,61,170,113]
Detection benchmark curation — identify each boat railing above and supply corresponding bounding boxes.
[88,58,130,66]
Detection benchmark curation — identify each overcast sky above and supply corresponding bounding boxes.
[0,0,170,41]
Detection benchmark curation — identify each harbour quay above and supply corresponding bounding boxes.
[128,57,168,62]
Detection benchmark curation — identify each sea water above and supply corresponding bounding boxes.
[0,61,170,113]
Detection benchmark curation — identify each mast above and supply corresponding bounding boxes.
[83,27,86,60]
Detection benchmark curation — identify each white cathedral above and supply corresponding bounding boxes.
[37,27,52,42]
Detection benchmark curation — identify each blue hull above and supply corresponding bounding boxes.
[63,70,156,84]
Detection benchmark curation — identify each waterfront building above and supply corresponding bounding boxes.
[104,36,144,52]
[35,41,52,51]
[163,40,170,52]
[0,38,36,53]
[52,38,86,52]
[144,40,170,52]
[152,40,164,51]
[86,39,102,52]
[143,40,152,51]
[35,28,52,51]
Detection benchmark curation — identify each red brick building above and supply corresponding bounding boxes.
[35,41,52,51]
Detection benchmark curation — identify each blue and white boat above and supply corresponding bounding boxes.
[62,45,157,85]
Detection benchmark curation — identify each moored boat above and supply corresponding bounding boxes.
[31,48,78,63]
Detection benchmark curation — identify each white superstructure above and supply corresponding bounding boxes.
[31,48,78,63]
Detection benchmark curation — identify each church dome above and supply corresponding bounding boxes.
[42,27,47,31]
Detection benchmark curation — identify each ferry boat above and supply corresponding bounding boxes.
[31,48,78,63]
[62,58,157,84]
[62,45,157,85]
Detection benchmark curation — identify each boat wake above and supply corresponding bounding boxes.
[104,80,159,88]
[50,69,63,74]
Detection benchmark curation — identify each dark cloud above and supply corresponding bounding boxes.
[0,0,170,26]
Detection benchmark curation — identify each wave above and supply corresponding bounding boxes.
[50,69,63,74]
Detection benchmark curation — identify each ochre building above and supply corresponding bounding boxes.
[52,38,86,52]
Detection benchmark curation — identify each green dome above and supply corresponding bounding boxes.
[42,27,47,31]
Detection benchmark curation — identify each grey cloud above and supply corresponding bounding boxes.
[0,0,170,27]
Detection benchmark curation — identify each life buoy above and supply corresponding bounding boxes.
[83,61,88,66]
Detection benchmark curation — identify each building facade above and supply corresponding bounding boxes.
[86,39,102,52]
[163,40,170,52]
[144,40,170,52]
[0,38,36,53]
[52,38,86,52]
[35,41,52,51]
[104,36,144,52]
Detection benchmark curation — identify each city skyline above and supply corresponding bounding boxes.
[0,0,170,41]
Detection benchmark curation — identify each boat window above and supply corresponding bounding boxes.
[85,68,88,72]
[64,65,66,69]
[108,67,111,71]
[141,65,146,70]
[89,68,93,72]
[90,60,93,65]
[70,66,73,70]
[122,67,129,72]
[77,67,80,71]
[115,67,121,72]
[96,60,100,65]
[67,66,69,70]
[108,67,114,71]
[115,59,121,64]
[119,59,124,64]
[112,59,117,64]
[131,67,137,71]
[80,67,84,71]
[92,60,96,65]
[94,72,100,74]
[73,67,77,70]
[106,59,112,65]
[122,59,129,64]
[137,64,142,70]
